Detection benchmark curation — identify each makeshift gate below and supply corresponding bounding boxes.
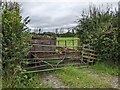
[24,29,97,73]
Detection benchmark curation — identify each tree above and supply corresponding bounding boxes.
[76,5,119,65]
[117,1,120,66]
[2,2,32,88]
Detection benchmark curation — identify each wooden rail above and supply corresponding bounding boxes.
[81,44,97,64]
[25,36,97,73]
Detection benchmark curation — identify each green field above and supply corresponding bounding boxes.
[56,37,79,48]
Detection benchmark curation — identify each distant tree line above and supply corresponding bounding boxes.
[31,30,78,37]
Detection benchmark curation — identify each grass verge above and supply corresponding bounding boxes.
[90,62,119,76]
[55,66,112,88]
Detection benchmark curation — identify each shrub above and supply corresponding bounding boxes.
[2,2,32,88]
[76,4,119,65]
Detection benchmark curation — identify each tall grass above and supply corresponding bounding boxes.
[2,73,51,88]
[90,62,119,76]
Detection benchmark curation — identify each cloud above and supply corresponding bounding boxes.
[17,0,120,3]
[18,0,119,32]
[21,2,88,29]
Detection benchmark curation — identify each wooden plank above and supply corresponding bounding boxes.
[30,51,56,53]
[24,66,83,73]
[78,39,80,46]
[31,44,82,48]
[24,68,63,73]
[65,40,67,47]
[72,40,74,49]
[82,48,95,52]
[25,63,81,69]
[27,58,63,61]
[83,44,94,48]
[32,44,57,47]
[44,53,80,58]
[23,57,81,61]
[82,52,97,56]
[30,50,81,53]
[87,60,94,62]
[83,56,96,60]
[23,57,82,65]
[58,41,60,46]
[25,64,52,69]
[57,39,79,41]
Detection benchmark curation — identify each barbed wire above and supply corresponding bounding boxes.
[31,25,77,34]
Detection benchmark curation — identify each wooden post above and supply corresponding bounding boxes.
[35,53,37,66]
[77,39,80,57]
[50,40,52,51]
[34,45,35,51]
[54,38,56,51]
[72,40,74,49]
[78,39,80,47]
[65,40,66,47]
[88,45,91,65]
[81,44,84,63]
[58,41,59,46]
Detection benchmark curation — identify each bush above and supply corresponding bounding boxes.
[76,5,119,65]
[2,2,32,88]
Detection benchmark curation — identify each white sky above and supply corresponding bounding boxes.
[4,0,119,32]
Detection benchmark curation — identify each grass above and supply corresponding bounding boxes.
[56,37,119,77]
[19,73,51,88]
[0,76,1,89]
[57,37,79,48]
[3,64,117,88]
[90,62,119,76]
[54,66,112,88]
[2,73,51,88]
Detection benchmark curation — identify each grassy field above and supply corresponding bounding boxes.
[56,37,79,48]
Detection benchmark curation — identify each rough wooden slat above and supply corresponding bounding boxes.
[22,57,81,61]
[57,39,79,41]
[24,68,62,73]
[30,51,56,53]
[26,58,63,61]
[82,52,97,56]
[87,60,94,62]
[82,48,95,52]
[25,63,81,69]
[31,44,82,48]
[24,66,88,73]
[25,58,81,64]
[83,56,96,60]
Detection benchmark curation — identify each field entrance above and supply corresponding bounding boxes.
[25,29,96,73]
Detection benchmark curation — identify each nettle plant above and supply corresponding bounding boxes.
[76,5,119,65]
[2,2,32,87]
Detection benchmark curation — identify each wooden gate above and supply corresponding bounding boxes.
[24,35,97,73]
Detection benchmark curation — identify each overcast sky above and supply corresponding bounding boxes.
[10,0,119,32]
